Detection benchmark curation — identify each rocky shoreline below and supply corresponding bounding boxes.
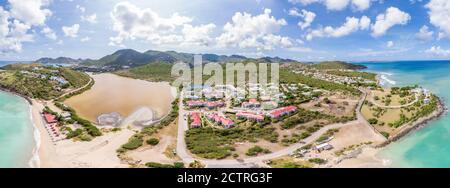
[375,96,447,148]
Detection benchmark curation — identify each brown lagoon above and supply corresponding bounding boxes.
[65,73,175,123]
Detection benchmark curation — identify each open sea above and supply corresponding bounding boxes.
[0,61,37,168]
[358,60,450,168]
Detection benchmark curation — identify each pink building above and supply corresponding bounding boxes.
[190,112,202,128]
[242,98,261,108]
[207,113,235,129]
[187,101,205,108]
[236,112,265,122]
[206,101,225,109]
[268,106,298,119]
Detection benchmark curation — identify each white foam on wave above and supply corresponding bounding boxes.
[379,73,396,86]
[28,107,41,168]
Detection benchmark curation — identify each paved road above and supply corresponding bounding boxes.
[52,77,93,102]
[175,89,386,167]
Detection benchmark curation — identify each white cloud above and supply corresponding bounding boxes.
[371,7,411,37]
[41,27,57,40]
[182,24,216,46]
[216,9,292,51]
[289,0,371,11]
[62,24,80,38]
[76,5,85,13]
[0,7,34,53]
[8,0,52,26]
[351,0,371,11]
[288,0,320,5]
[80,36,90,42]
[306,16,370,40]
[426,0,450,39]
[416,25,434,41]
[324,0,351,11]
[386,41,394,48]
[81,14,97,24]
[425,46,450,56]
[110,1,216,47]
[297,9,316,30]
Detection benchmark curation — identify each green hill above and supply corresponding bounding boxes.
[311,61,367,70]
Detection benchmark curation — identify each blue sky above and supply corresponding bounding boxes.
[0,0,449,62]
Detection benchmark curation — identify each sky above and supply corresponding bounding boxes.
[0,0,449,62]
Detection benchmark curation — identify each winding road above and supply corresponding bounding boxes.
[176,89,386,167]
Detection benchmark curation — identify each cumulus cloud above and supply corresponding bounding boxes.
[182,23,216,46]
[41,27,57,40]
[416,25,434,41]
[62,24,80,38]
[371,7,411,37]
[386,41,394,48]
[306,16,370,40]
[8,0,52,26]
[80,36,90,42]
[0,6,36,53]
[216,9,292,51]
[425,46,450,56]
[288,0,371,11]
[109,1,217,47]
[426,0,450,39]
[81,14,97,24]
[351,0,371,11]
[295,9,316,30]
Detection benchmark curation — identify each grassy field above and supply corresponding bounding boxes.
[115,62,174,82]
[268,157,312,168]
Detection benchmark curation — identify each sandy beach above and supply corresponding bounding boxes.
[32,99,136,168]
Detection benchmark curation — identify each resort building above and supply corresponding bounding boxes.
[206,101,225,109]
[187,101,205,108]
[268,106,298,119]
[207,113,235,129]
[236,112,265,122]
[242,98,261,109]
[190,112,202,128]
[43,113,58,124]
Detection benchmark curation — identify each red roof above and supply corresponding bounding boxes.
[43,113,58,123]
[236,112,264,121]
[191,113,201,126]
[187,101,205,107]
[249,98,258,103]
[269,106,297,117]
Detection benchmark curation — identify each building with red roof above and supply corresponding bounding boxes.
[206,101,225,109]
[268,106,298,119]
[187,101,205,108]
[236,112,265,122]
[43,113,58,124]
[242,98,261,109]
[190,112,202,128]
[207,113,235,129]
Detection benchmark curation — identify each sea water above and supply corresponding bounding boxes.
[0,91,35,168]
[358,61,450,168]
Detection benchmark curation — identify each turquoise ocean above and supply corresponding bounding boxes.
[0,61,37,168]
[358,61,450,168]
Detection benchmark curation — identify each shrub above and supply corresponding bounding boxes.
[146,138,160,146]
[66,128,82,139]
[122,135,143,150]
[308,158,326,164]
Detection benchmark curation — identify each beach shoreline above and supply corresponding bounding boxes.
[334,74,447,168]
